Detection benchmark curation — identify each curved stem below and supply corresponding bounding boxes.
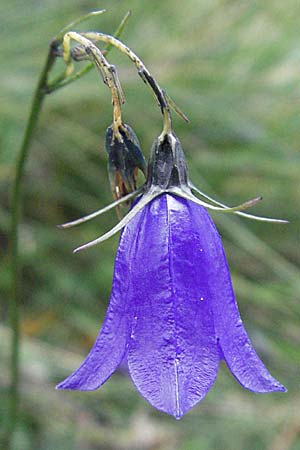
[47,11,131,94]
[81,31,173,132]
[62,32,124,136]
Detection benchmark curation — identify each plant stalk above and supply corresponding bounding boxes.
[6,12,130,447]
[6,44,56,449]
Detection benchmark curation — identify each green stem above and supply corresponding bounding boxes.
[47,61,94,93]
[6,12,130,447]
[6,45,56,449]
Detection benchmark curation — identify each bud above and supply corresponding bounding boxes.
[105,124,147,204]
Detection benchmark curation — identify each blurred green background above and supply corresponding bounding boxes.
[1,0,300,449]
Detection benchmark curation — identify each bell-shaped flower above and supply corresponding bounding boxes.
[57,129,286,418]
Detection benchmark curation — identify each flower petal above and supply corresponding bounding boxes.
[188,202,286,393]
[57,211,145,391]
[127,195,220,419]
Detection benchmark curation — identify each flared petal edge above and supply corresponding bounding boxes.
[56,302,129,391]
[192,208,287,394]
[57,208,146,391]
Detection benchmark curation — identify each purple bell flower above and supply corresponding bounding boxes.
[57,130,286,419]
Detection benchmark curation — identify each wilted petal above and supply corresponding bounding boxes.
[127,194,220,419]
[189,203,286,393]
[57,214,144,391]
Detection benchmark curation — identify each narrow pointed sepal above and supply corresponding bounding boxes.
[189,182,289,223]
[169,186,263,213]
[58,187,143,229]
[73,189,160,252]
[127,195,220,418]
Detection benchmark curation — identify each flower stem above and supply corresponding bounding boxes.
[6,13,131,447]
[47,11,131,94]
[6,45,56,449]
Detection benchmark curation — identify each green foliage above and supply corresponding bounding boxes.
[1,0,300,448]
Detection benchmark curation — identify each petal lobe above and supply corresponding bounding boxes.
[127,195,220,418]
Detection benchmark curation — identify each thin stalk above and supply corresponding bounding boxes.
[7,12,130,448]
[7,45,56,449]
[80,31,174,131]
[47,11,131,94]
[62,32,124,132]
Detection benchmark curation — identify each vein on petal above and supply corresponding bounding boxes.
[166,194,181,419]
